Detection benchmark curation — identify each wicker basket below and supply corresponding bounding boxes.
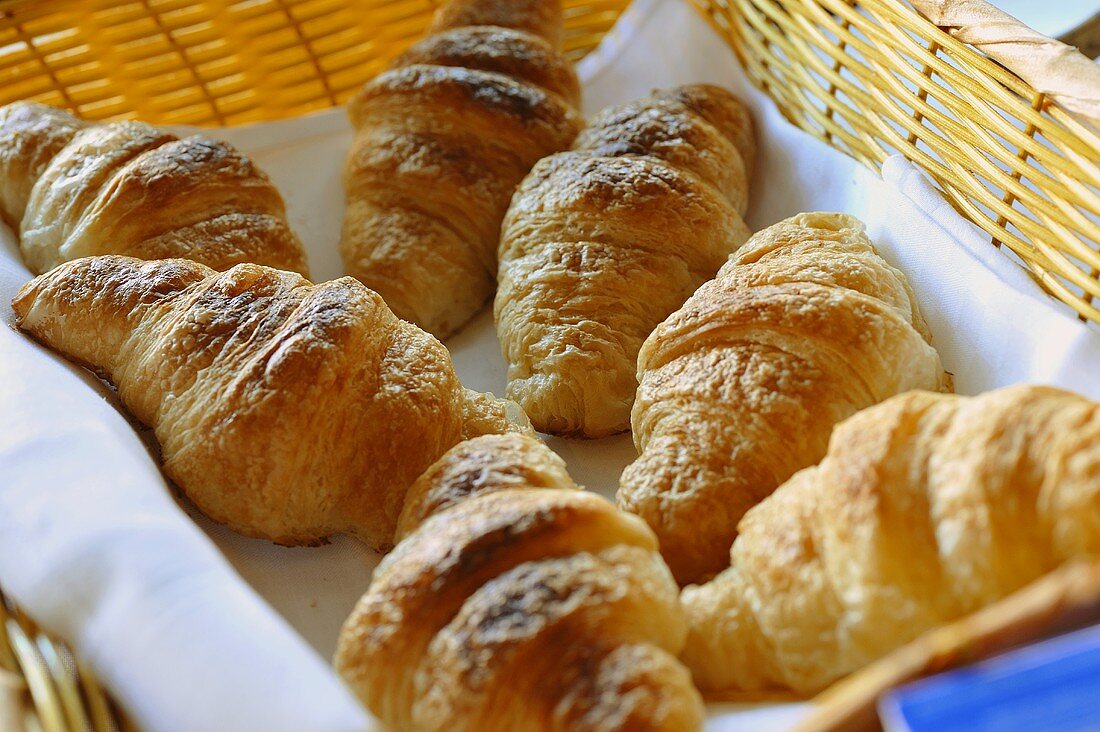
[1,0,1098,728]
[0,591,122,731]
[1,0,1098,322]
[693,0,1100,324]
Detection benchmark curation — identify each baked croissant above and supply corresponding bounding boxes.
[681,385,1100,697]
[335,433,704,731]
[618,212,950,584]
[495,84,755,437]
[341,0,583,339]
[12,255,524,549]
[0,101,307,276]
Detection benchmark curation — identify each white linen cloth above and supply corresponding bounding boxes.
[0,0,1097,730]
[0,260,370,732]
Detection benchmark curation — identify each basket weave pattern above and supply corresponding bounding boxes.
[691,0,1100,323]
[0,0,625,125]
[3,0,1096,321]
[0,591,122,731]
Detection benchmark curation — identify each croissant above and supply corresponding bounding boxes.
[495,84,755,437]
[618,212,950,584]
[12,255,525,549]
[0,101,307,276]
[335,433,704,731]
[680,385,1100,697]
[340,0,584,339]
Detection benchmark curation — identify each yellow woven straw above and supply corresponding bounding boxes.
[2,0,1097,320]
[0,0,626,125]
[692,0,1100,323]
[0,591,123,731]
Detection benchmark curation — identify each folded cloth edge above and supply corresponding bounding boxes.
[0,280,370,732]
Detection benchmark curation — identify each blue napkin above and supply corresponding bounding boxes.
[880,624,1100,732]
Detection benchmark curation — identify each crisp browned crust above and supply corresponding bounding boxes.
[495,84,756,437]
[395,431,570,540]
[392,26,580,106]
[680,385,1100,697]
[429,0,566,47]
[341,0,581,340]
[0,101,86,229]
[575,107,740,212]
[0,101,307,276]
[11,255,521,549]
[617,212,949,584]
[335,434,705,731]
[654,84,757,180]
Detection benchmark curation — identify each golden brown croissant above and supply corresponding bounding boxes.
[341,0,583,339]
[495,84,755,437]
[335,433,704,731]
[11,255,525,549]
[681,385,1100,697]
[618,212,950,584]
[0,101,307,276]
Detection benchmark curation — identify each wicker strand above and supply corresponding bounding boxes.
[693,0,1100,322]
[3,0,1096,321]
[0,591,123,732]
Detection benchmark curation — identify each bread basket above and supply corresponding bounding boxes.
[0,590,122,731]
[1,0,1097,728]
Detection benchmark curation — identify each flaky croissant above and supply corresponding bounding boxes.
[681,385,1100,697]
[495,84,755,437]
[335,433,704,731]
[341,0,583,339]
[0,101,307,276]
[618,212,950,584]
[12,255,524,549]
